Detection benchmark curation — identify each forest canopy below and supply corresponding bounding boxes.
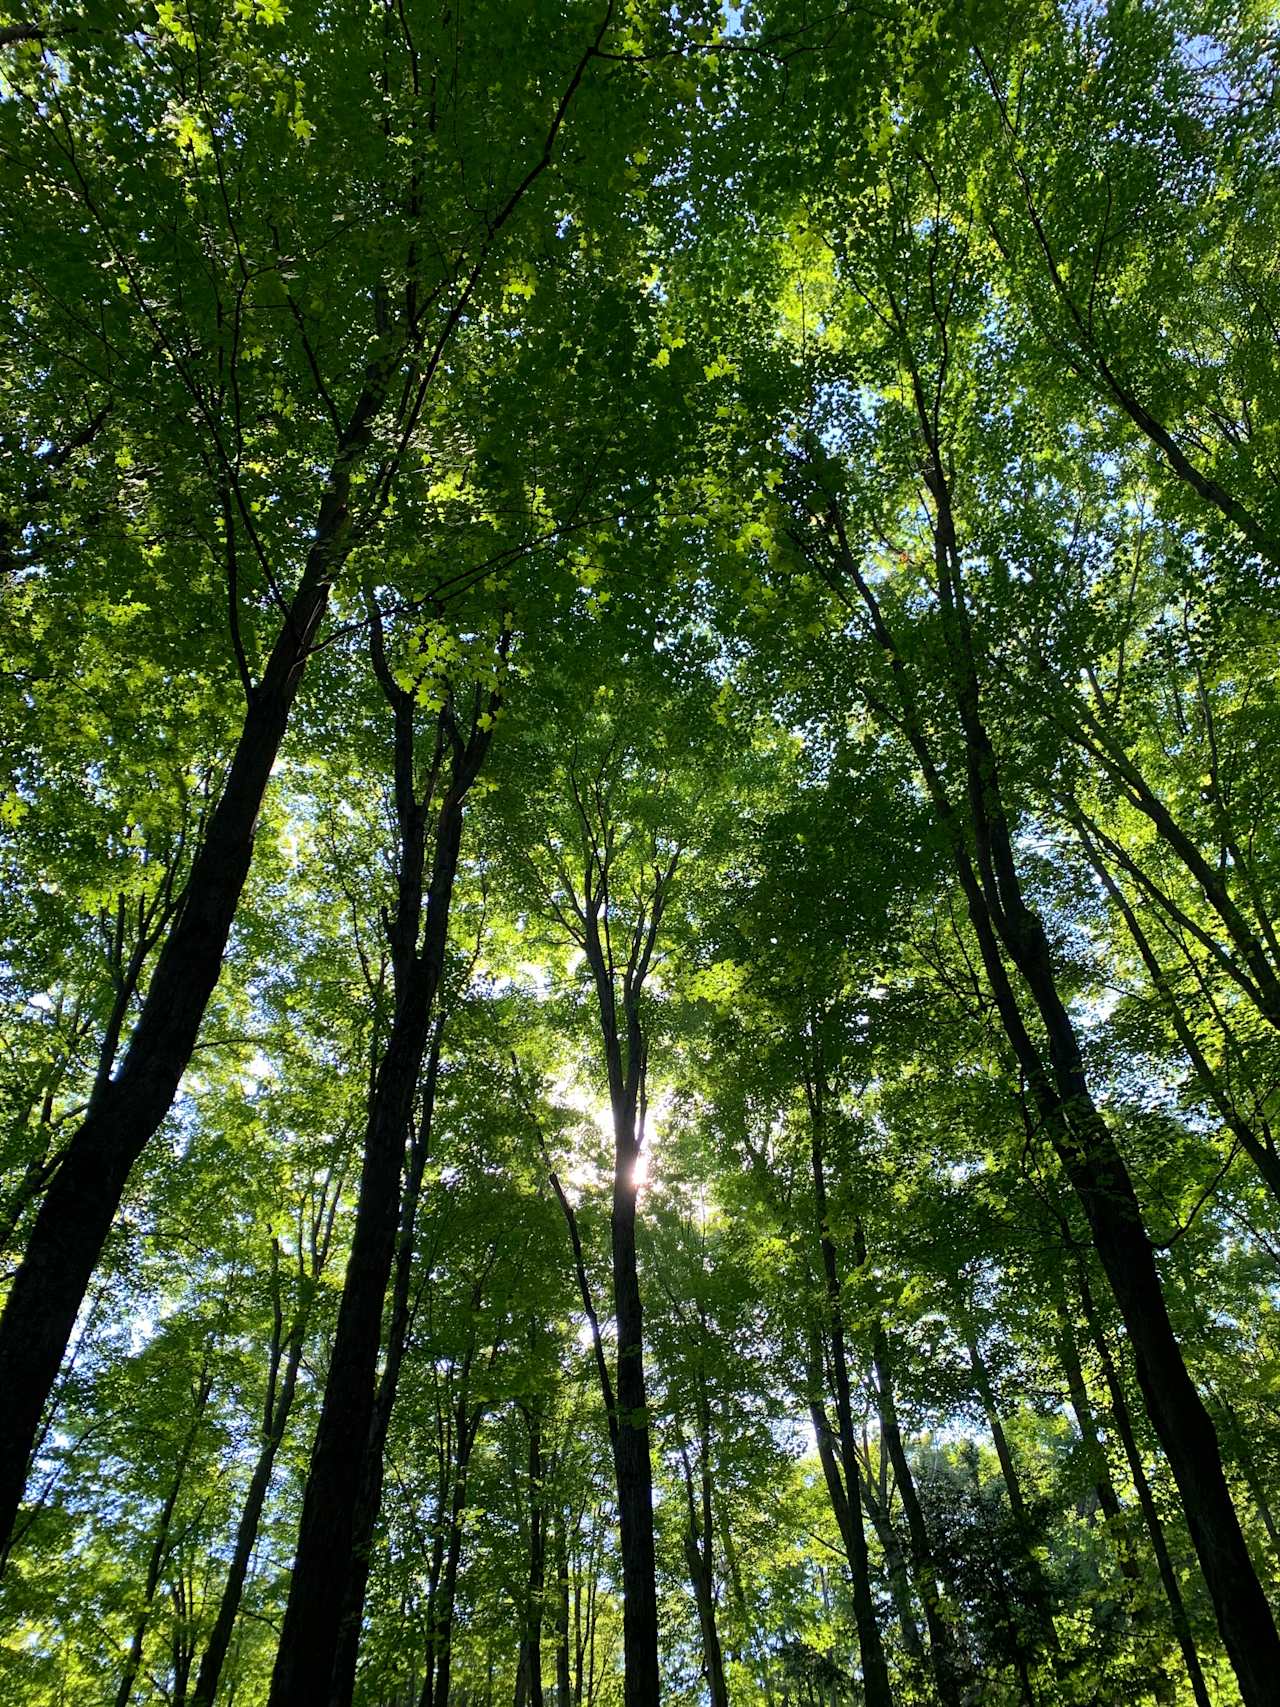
[2,2,1280,1705]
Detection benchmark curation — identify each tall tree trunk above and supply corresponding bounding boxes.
[827,451,1280,1701]
[270,673,497,1707]
[610,1169,660,1707]
[870,1318,962,1707]
[329,1024,445,1707]
[0,376,393,1551]
[806,1070,894,1707]
[566,809,676,1707]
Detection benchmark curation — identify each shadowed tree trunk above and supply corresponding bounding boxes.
[868,1308,963,1707]
[804,1047,894,1707]
[116,1354,215,1707]
[329,1022,445,1707]
[817,419,1280,1701]
[0,373,392,1550]
[192,1182,341,1707]
[541,771,680,1707]
[269,616,503,1707]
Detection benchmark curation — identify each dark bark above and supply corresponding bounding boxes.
[805,1068,894,1707]
[857,1459,926,1664]
[871,1320,963,1706]
[824,453,1280,1702]
[0,374,391,1550]
[269,670,497,1707]
[192,1192,340,1707]
[678,1429,729,1707]
[115,1361,214,1707]
[1071,1258,1213,1707]
[328,1023,445,1707]
[552,793,675,1707]
[419,1400,484,1707]
[190,1309,305,1707]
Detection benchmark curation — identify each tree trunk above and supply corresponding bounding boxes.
[516,1406,547,1707]
[834,453,1280,1702]
[116,1364,213,1707]
[270,690,490,1707]
[0,384,389,1550]
[1071,1257,1213,1707]
[554,1508,572,1707]
[926,464,1280,1700]
[420,1406,483,1707]
[328,1024,445,1707]
[679,1440,729,1707]
[807,1083,894,1707]
[871,1321,962,1706]
[191,1309,308,1707]
[857,1462,925,1664]
[611,1173,661,1707]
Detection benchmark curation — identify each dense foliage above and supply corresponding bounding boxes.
[3,1,1280,1704]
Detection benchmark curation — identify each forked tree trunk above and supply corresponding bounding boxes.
[270,672,498,1707]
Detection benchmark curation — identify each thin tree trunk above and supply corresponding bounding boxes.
[962,1319,1059,1655]
[190,1315,305,1707]
[516,1404,547,1707]
[555,1508,572,1707]
[420,1404,483,1707]
[806,1069,894,1707]
[1071,1258,1213,1707]
[870,1318,962,1706]
[679,1441,729,1707]
[857,1462,925,1664]
[116,1362,214,1707]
